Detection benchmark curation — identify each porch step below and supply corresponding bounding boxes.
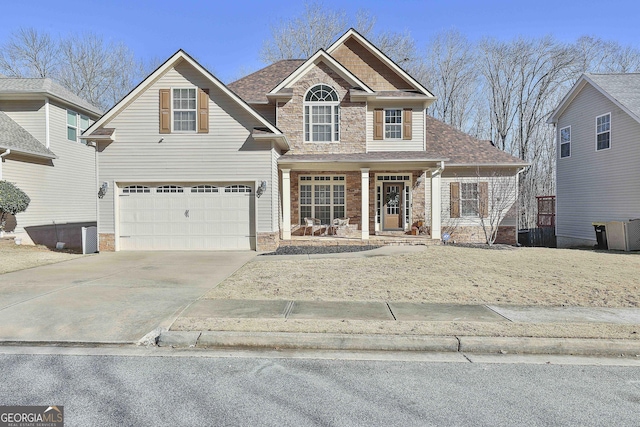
[280,235,440,247]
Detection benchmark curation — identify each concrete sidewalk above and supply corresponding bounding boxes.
[160,299,640,356]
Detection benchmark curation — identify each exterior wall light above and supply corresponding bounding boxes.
[256,180,267,198]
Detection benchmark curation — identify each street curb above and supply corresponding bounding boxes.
[458,336,640,356]
[196,331,459,352]
[159,331,640,356]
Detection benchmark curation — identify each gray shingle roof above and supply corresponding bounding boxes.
[0,111,56,158]
[279,151,447,163]
[585,73,640,121]
[0,77,101,115]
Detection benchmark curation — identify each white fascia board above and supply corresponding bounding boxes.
[327,29,436,98]
[548,75,640,125]
[84,50,283,137]
[269,50,374,94]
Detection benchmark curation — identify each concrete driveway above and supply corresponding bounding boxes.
[0,251,255,343]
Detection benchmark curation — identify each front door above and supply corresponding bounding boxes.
[383,183,403,230]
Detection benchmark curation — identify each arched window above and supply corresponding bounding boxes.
[304,84,340,142]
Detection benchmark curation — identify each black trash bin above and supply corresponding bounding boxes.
[592,223,608,249]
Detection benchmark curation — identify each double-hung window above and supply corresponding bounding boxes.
[173,88,197,131]
[560,126,571,158]
[385,109,402,139]
[67,110,89,142]
[304,85,340,142]
[299,176,345,225]
[596,113,610,150]
[461,183,478,216]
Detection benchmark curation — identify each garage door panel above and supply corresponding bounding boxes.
[119,184,254,251]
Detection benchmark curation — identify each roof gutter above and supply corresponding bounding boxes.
[431,160,444,177]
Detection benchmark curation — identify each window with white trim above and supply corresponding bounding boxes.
[225,185,252,193]
[67,109,89,142]
[596,113,610,150]
[385,109,402,139]
[304,84,340,142]
[560,126,571,158]
[122,185,150,194]
[299,176,345,225]
[461,183,478,216]
[173,88,197,131]
[191,185,218,193]
[157,185,184,193]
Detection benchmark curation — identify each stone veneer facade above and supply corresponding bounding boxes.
[99,233,115,252]
[276,62,366,154]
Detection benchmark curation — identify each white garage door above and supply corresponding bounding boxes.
[119,184,254,250]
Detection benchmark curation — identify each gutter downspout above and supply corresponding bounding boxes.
[87,141,99,252]
[44,97,50,149]
[0,149,11,180]
[430,160,445,240]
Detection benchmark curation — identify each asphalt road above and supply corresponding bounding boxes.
[0,349,638,426]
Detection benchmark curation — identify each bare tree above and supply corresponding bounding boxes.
[58,33,142,111]
[259,1,419,70]
[422,30,479,132]
[0,28,59,78]
[473,170,519,246]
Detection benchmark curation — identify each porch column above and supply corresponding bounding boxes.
[431,168,442,240]
[282,168,291,240]
[361,168,370,240]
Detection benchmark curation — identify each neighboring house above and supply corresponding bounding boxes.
[84,29,526,252]
[0,76,101,248]
[548,73,640,248]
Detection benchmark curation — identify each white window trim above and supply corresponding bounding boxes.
[384,108,403,140]
[303,84,340,143]
[559,125,571,159]
[595,112,611,152]
[374,174,412,232]
[298,175,346,225]
[171,87,198,133]
[67,109,89,143]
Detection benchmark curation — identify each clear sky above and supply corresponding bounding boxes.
[3,0,640,83]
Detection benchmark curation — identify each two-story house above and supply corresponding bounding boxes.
[85,29,526,252]
[548,73,640,248]
[0,76,101,248]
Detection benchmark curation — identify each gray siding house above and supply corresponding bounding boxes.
[548,73,640,247]
[0,77,101,248]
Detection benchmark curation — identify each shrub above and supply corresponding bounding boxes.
[0,180,30,230]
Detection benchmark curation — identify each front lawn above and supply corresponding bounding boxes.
[206,245,639,307]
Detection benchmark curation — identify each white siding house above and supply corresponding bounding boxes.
[548,73,640,247]
[0,78,101,249]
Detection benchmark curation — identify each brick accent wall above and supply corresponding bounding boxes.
[331,38,413,91]
[446,225,516,245]
[99,233,115,252]
[276,62,367,154]
[257,232,279,251]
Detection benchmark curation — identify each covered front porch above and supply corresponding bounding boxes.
[278,153,447,243]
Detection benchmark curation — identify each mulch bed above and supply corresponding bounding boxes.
[261,245,381,256]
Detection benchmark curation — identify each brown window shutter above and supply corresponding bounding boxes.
[374,109,383,140]
[159,89,171,134]
[198,88,209,134]
[478,182,489,218]
[450,182,460,218]
[403,108,412,140]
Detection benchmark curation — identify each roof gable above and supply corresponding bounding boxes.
[549,73,640,125]
[84,50,283,137]
[327,29,434,98]
[269,49,373,95]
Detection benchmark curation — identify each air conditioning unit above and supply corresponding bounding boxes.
[606,220,640,252]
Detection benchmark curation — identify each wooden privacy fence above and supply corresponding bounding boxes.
[519,195,557,247]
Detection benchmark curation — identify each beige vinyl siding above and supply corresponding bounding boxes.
[556,83,640,243]
[271,147,281,231]
[366,103,425,152]
[252,104,276,126]
[427,169,518,228]
[0,100,46,143]
[3,102,96,232]
[97,61,277,235]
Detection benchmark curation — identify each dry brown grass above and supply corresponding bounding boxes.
[206,246,640,308]
[0,238,82,274]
